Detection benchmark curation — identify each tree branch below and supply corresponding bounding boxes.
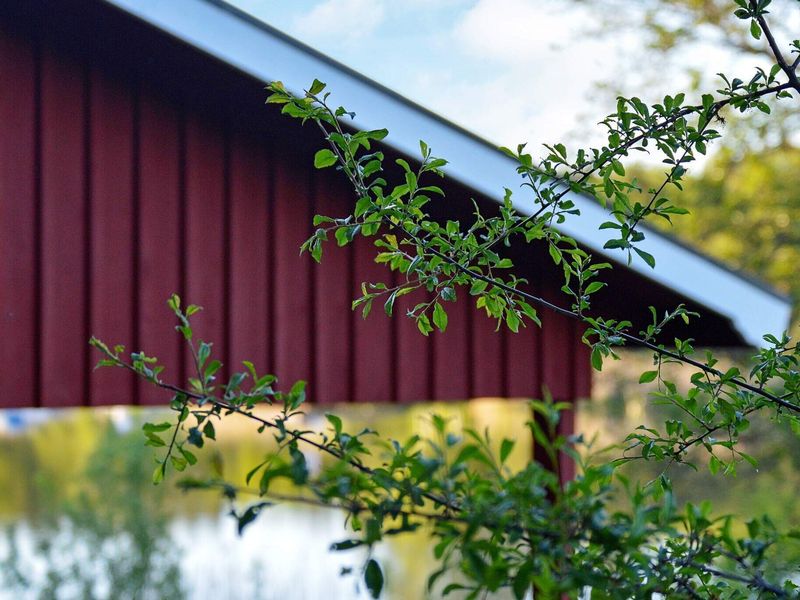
[753,2,800,93]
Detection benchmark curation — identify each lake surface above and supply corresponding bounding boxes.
[0,401,531,599]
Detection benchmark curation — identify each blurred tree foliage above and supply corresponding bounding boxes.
[572,0,798,59]
[568,0,799,149]
[566,0,799,322]
[629,147,800,324]
[0,415,185,599]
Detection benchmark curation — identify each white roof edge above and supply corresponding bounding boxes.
[102,0,792,346]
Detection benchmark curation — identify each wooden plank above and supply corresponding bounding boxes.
[556,321,591,483]
[506,318,541,399]
[470,306,504,398]
[229,131,270,377]
[536,288,575,480]
[184,112,227,381]
[395,288,432,403]
[88,67,134,406]
[40,46,87,407]
[434,293,470,400]
[312,175,352,404]
[352,234,394,403]
[0,26,37,408]
[137,89,182,405]
[272,149,314,394]
[572,320,592,400]
[501,252,544,401]
[540,303,573,402]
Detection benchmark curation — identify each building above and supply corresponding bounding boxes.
[0,0,790,447]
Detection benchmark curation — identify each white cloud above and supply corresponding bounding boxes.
[436,0,627,148]
[231,0,622,150]
[294,0,386,43]
[452,0,575,64]
[412,69,593,151]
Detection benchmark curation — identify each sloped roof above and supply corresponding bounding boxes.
[102,0,791,347]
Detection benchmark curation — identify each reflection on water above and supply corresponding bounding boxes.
[0,400,532,599]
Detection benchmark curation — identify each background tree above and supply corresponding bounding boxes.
[570,0,800,149]
[628,148,800,324]
[93,0,800,597]
[567,0,800,323]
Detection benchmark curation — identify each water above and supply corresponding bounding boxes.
[0,401,532,599]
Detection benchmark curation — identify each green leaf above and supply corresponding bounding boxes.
[506,310,520,333]
[750,19,762,39]
[335,227,351,247]
[330,539,364,551]
[355,196,372,217]
[591,347,604,371]
[500,438,515,464]
[290,380,307,406]
[709,454,721,475]
[197,341,210,366]
[314,149,338,169]
[245,459,268,485]
[639,370,658,384]
[180,447,198,466]
[584,281,605,295]
[634,247,656,268]
[417,314,433,336]
[469,279,488,295]
[237,502,271,536]
[205,359,222,379]
[288,446,308,484]
[432,303,448,332]
[152,463,165,485]
[512,562,533,600]
[366,128,389,141]
[548,244,562,265]
[145,432,166,447]
[384,291,397,317]
[143,422,172,433]
[308,78,326,95]
[364,559,384,599]
[326,413,343,437]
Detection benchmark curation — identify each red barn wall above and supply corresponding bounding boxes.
[0,2,591,410]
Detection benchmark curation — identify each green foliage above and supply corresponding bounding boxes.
[627,147,800,327]
[570,0,800,154]
[87,3,800,597]
[0,420,185,599]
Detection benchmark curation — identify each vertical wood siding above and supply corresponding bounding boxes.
[137,88,183,404]
[0,22,591,409]
[88,66,136,406]
[0,22,37,407]
[39,43,87,407]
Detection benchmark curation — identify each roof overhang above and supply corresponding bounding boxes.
[101,0,792,347]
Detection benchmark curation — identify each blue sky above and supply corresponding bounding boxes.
[226,0,628,150]
[225,0,790,163]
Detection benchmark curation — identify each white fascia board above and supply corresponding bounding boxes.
[103,0,792,346]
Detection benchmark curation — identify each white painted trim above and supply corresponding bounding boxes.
[102,0,791,346]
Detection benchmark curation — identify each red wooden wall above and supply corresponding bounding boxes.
[0,4,591,410]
